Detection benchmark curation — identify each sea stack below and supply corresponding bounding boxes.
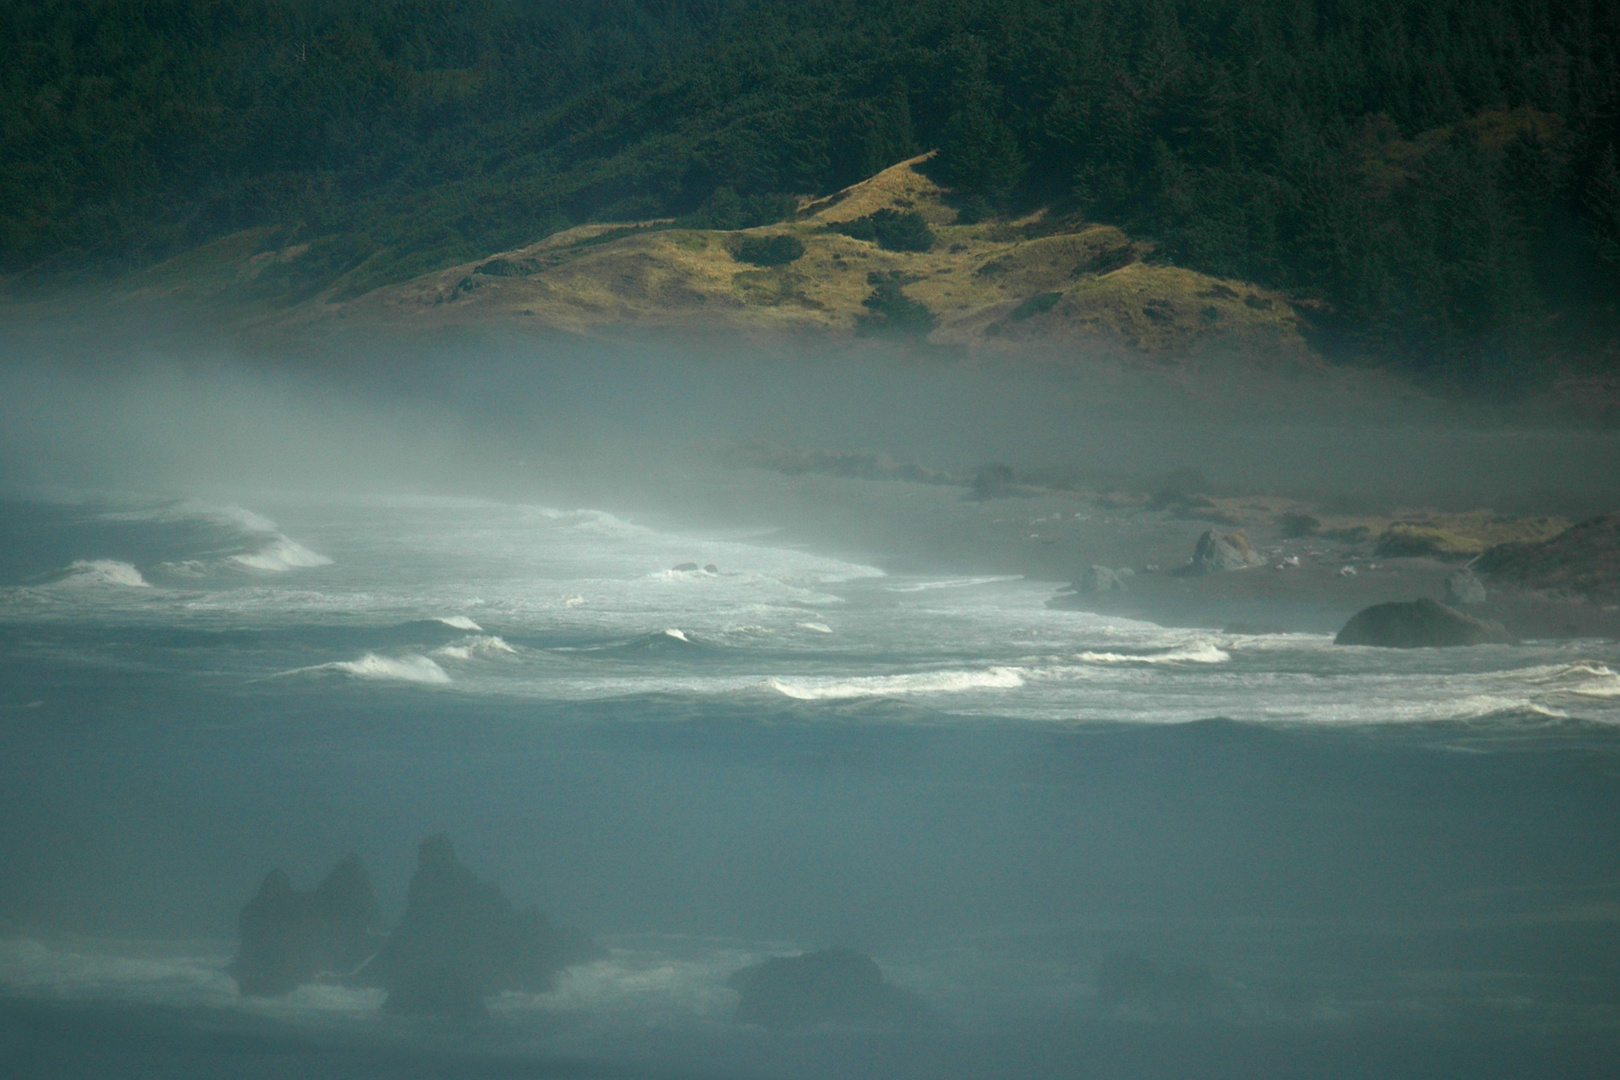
[230,853,383,996]
[370,834,602,1017]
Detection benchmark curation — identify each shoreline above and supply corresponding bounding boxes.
[667,469,1620,643]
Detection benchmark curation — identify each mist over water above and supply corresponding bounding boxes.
[3,321,1620,1078]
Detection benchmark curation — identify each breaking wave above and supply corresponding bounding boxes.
[436,615,483,631]
[231,537,332,572]
[768,667,1025,700]
[282,653,451,685]
[1077,642,1231,665]
[1510,661,1620,699]
[883,576,1018,593]
[63,560,150,588]
[435,635,517,661]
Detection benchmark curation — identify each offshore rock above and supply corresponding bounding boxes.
[1444,568,1488,605]
[728,947,940,1031]
[371,835,602,1018]
[1178,529,1263,575]
[230,853,383,996]
[1334,598,1514,648]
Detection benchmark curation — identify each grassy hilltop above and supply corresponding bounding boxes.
[4,0,1619,388]
[133,154,1311,361]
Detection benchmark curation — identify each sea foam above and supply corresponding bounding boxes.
[435,635,517,661]
[64,560,151,588]
[436,615,483,631]
[768,667,1024,700]
[231,537,333,572]
[279,653,451,684]
[1077,642,1230,665]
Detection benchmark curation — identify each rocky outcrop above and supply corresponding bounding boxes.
[1177,529,1263,575]
[1075,565,1133,593]
[1475,514,1620,601]
[229,853,382,996]
[1444,567,1487,605]
[370,835,602,1017]
[728,947,940,1031]
[1334,598,1514,648]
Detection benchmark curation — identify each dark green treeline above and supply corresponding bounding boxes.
[4,0,1617,382]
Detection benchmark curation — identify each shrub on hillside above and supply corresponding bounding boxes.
[830,209,934,252]
[730,233,805,266]
[857,271,935,335]
[681,188,797,231]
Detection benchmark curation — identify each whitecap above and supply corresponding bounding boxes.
[63,560,151,588]
[1077,642,1230,665]
[279,653,450,685]
[883,576,1019,593]
[663,628,690,643]
[797,622,834,634]
[1509,662,1620,699]
[231,536,333,572]
[768,667,1024,700]
[435,635,517,661]
[435,615,483,631]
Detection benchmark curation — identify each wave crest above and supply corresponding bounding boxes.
[768,667,1024,700]
[435,635,517,661]
[1077,642,1230,665]
[63,560,150,588]
[281,653,451,684]
[231,537,333,572]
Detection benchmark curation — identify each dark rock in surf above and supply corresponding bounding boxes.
[1176,529,1262,575]
[1334,598,1514,648]
[370,834,603,1018]
[230,853,383,996]
[1444,567,1487,605]
[703,563,719,574]
[728,947,940,1031]
[1076,565,1132,593]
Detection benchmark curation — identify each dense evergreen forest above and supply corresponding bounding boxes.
[4,0,1618,383]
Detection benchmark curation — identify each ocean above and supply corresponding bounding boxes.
[3,488,1619,1078]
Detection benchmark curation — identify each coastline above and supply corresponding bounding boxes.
[650,467,1620,643]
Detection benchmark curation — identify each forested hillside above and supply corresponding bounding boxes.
[4,0,1618,384]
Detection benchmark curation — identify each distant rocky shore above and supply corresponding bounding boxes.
[1051,512,1620,643]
